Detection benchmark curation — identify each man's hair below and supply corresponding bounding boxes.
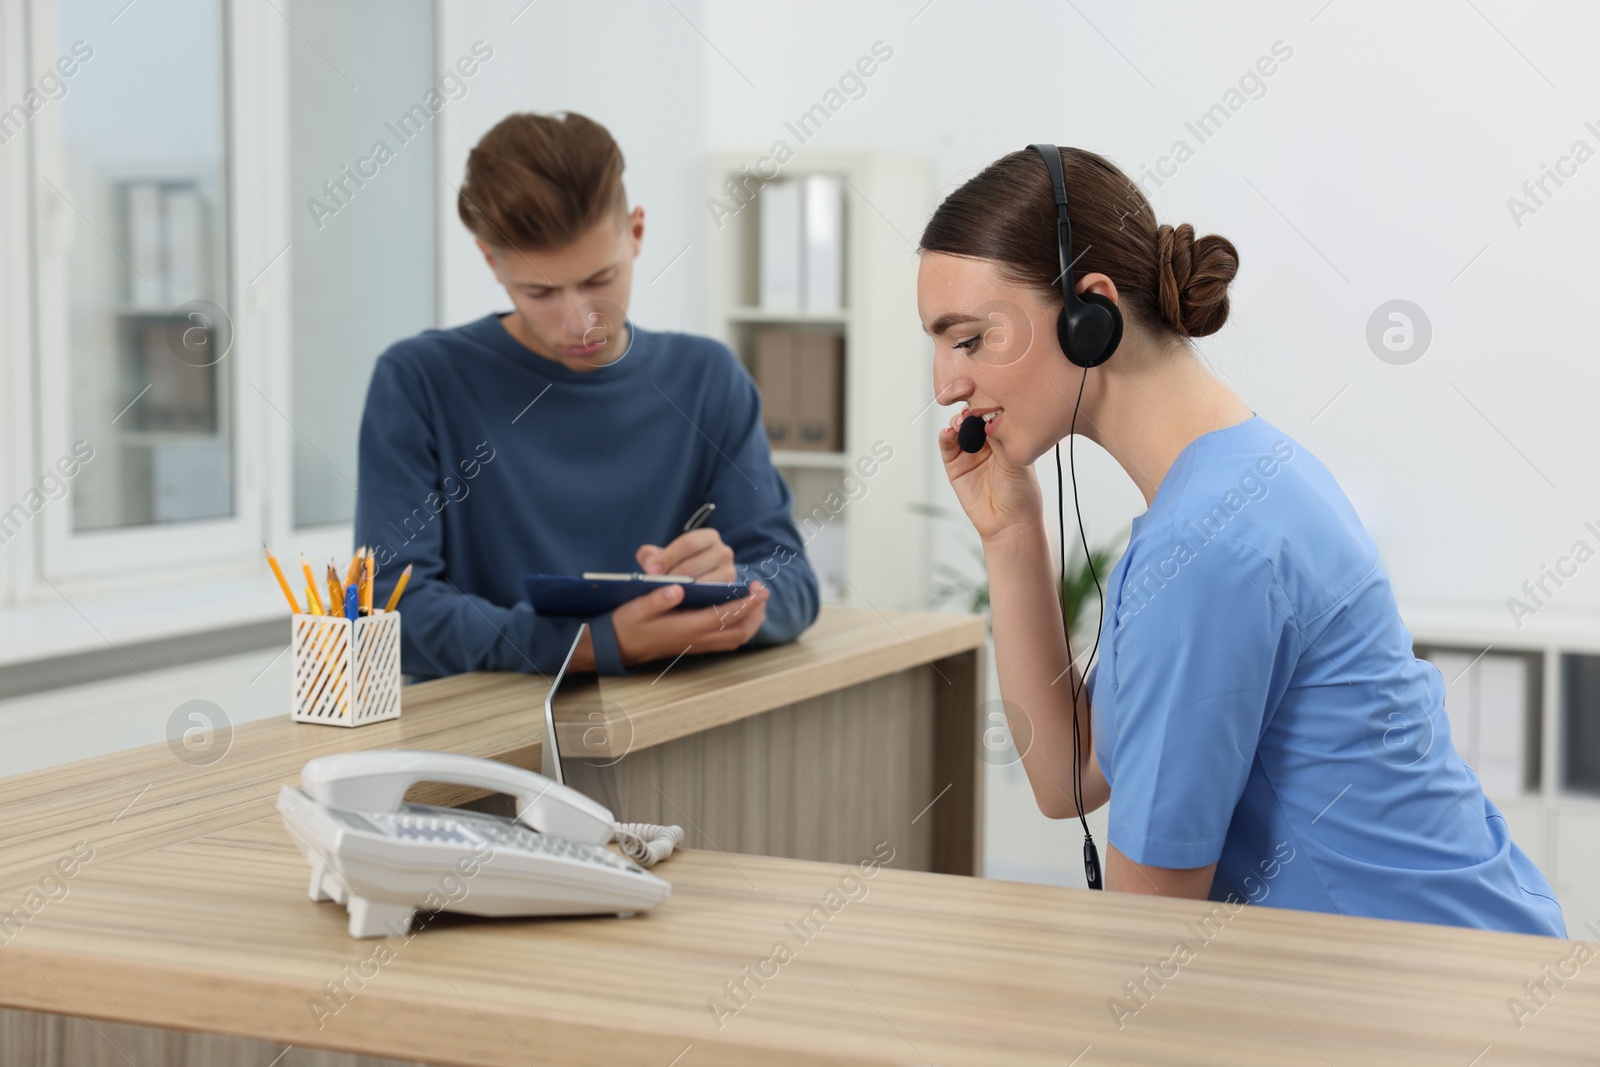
[457,111,627,250]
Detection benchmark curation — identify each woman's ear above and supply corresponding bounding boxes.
[1075,271,1119,307]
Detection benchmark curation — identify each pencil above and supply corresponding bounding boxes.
[327,564,344,623]
[383,563,413,612]
[361,552,374,615]
[263,544,301,613]
[344,547,365,590]
[301,554,325,615]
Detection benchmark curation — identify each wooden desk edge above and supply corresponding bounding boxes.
[470,609,988,757]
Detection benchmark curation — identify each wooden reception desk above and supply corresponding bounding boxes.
[1,606,1594,1064]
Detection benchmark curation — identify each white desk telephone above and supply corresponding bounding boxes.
[277,750,680,938]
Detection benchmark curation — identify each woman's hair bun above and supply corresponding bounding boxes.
[1155,222,1239,338]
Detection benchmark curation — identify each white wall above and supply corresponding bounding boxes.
[436,0,707,335]
[0,647,290,778]
[428,3,1600,888]
[698,0,1600,620]
[288,0,438,528]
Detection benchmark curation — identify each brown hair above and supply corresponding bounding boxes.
[457,111,627,250]
[919,147,1239,339]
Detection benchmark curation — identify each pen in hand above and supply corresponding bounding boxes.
[681,501,715,533]
[637,503,718,578]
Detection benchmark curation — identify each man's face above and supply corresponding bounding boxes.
[480,205,644,372]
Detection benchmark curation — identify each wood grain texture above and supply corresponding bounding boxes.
[0,607,987,1062]
[2,818,1596,1066]
[563,667,938,871]
[930,647,983,875]
[0,607,986,896]
[7,604,1591,1063]
[0,1008,445,1067]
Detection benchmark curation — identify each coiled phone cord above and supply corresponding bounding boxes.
[611,822,684,867]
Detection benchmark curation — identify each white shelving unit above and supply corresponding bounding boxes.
[1404,603,1600,932]
[703,152,933,611]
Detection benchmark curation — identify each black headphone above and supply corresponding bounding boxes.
[1030,143,1111,891]
[1028,143,1123,369]
[956,147,1113,887]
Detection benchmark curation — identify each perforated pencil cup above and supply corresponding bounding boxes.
[290,610,403,727]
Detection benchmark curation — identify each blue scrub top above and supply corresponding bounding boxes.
[1085,415,1566,938]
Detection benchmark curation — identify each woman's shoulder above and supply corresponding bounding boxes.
[1138,418,1384,621]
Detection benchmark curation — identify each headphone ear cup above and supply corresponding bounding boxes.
[1059,293,1124,368]
[1081,292,1123,367]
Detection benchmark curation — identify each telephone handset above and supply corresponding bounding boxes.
[277,749,674,938]
[302,750,615,844]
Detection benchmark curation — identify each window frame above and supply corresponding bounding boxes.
[20,0,358,597]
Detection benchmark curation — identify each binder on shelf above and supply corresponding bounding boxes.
[1562,653,1600,795]
[758,181,803,312]
[1422,647,1533,796]
[126,183,164,308]
[794,332,843,452]
[802,174,843,313]
[120,179,209,308]
[163,185,205,306]
[751,330,797,447]
[1429,649,1477,766]
[137,319,217,432]
[1477,654,1529,796]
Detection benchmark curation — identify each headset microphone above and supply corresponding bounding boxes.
[1027,143,1121,892]
[957,414,987,454]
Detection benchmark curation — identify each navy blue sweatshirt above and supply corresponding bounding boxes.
[353,314,820,680]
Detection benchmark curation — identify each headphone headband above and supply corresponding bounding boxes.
[1026,143,1122,369]
[1030,141,1071,211]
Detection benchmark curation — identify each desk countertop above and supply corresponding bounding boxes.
[2,605,1592,1065]
[0,606,985,892]
[2,825,1594,1065]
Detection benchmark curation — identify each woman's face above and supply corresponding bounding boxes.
[918,252,1104,466]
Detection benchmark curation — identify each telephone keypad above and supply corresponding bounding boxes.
[372,807,643,874]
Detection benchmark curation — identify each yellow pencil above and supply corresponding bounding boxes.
[383,563,413,612]
[327,564,344,622]
[263,544,301,613]
[344,547,365,590]
[361,552,374,615]
[300,554,325,615]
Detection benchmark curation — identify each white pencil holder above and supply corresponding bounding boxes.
[291,611,403,727]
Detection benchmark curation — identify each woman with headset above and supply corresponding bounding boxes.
[917,144,1565,936]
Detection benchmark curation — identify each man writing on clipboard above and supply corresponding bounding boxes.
[353,111,819,680]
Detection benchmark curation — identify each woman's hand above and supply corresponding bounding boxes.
[938,406,1044,544]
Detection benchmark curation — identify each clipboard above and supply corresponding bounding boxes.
[524,573,751,617]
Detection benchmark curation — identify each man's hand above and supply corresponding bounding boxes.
[610,579,770,667]
[636,529,736,582]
